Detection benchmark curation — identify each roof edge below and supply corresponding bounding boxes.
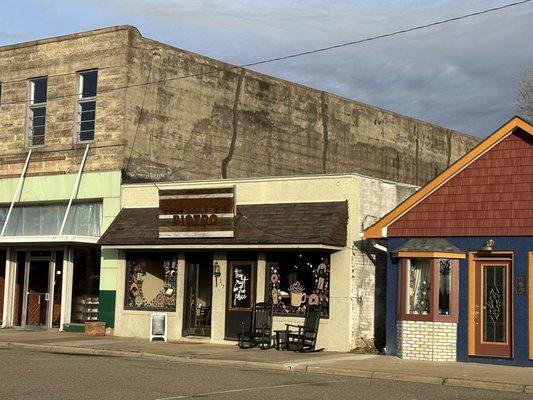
[364,116,533,239]
[0,25,140,53]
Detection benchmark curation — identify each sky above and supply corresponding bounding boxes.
[1,0,531,137]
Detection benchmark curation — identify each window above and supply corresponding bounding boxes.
[0,82,2,105]
[398,258,458,322]
[0,201,102,237]
[125,252,178,311]
[27,77,47,146]
[267,252,330,317]
[76,70,98,141]
[71,248,101,323]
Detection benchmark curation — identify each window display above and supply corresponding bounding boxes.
[125,252,177,311]
[267,252,330,317]
[398,257,458,322]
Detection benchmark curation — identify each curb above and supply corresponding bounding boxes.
[3,342,531,394]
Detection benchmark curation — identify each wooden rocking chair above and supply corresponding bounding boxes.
[238,302,273,349]
[279,304,323,352]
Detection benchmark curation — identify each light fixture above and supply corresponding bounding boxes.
[213,261,221,286]
[480,239,495,252]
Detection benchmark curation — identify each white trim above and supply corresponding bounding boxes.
[102,244,344,250]
[159,213,234,219]
[59,144,90,235]
[0,235,99,244]
[159,231,234,238]
[159,193,233,199]
[1,149,32,236]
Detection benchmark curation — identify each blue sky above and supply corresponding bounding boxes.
[1,0,532,137]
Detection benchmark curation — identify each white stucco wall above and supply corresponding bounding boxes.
[111,174,416,351]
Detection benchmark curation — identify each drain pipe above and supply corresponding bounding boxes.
[59,144,89,235]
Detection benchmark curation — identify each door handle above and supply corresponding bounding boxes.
[45,293,50,302]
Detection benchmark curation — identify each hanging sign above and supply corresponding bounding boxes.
[158,187,235,238]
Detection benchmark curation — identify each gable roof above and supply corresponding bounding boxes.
[364,116,533,238]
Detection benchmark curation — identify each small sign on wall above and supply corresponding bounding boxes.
[515,275,527,295]
[228,263,255,311]
[150,313,168,342]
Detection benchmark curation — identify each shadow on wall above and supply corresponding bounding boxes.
[353,238,388,351]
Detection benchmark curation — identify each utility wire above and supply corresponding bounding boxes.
[0,0,529,108]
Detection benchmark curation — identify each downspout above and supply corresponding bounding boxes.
[59,144,90,236]
[1,149,32,236]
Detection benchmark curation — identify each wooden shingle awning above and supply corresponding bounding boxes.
[99,201,348,249]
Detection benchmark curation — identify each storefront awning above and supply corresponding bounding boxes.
[99,201,348,249]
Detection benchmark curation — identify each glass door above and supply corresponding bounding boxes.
[473,259,512,357]
[183,254,213,337]
[23,260,50,327]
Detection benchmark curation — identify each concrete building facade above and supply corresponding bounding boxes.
[0,25,479,346]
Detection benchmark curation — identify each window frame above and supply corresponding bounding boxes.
[26,76,48,147]
[397,257,459,323]
[75,69,98,143]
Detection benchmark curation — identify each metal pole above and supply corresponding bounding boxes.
[59,144,90,235]
[1,149,32,236]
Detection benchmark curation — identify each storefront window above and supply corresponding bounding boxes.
[267,252,330,317]
[399,257,458,322]
[125,252,177,311]
[71,248,101,323]
[439,259,451,316]
[0,202,102,237]
[407,259,430,315]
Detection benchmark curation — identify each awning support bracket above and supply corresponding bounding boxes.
[59,144,90,236]
[1,149,32,236]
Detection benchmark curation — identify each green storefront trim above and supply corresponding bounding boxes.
[63,323,86,333]
[99,290,116,328]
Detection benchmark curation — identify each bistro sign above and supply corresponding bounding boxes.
[158,187,235,238]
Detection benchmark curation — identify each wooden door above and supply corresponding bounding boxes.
[224,261,256,340]
[473,258,512,357]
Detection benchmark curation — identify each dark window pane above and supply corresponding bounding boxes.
[81,70,98,98]
[32,125,45,136]
[32,116,46,127]
[81,101,96,112]
[79,131,94,141]
[32,106,46,117]
[80,120,95,133]
[483,265,506,343]
[80,110,95,122]
[439,259,451,315]
[32,78,47,103]
[31,135,45,146]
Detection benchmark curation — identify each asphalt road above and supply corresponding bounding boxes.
[0,347,532,400]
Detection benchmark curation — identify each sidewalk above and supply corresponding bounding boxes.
[1,329,532,394]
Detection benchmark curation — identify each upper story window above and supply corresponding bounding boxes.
[397,257,459,322]
[27,77,48,146]
[76,69,98,142]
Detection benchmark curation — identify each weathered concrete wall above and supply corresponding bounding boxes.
[0,27,129,178]
[123,29,480,186]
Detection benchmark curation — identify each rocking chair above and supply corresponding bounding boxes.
[238,302,273,349]
[277,304,323,352]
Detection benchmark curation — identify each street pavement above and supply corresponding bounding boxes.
[1,346,532,400]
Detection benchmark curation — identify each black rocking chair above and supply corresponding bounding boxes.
[238,302,273,349]
[278,304,323,352]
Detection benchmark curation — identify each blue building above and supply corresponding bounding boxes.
[365,117,533,366]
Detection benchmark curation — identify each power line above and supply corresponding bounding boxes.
[0,0,529,108]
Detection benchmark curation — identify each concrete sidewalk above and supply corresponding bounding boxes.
[1,330,532,394]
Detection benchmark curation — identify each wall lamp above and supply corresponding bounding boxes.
[479,239,495,253]
[213,261,221,286]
